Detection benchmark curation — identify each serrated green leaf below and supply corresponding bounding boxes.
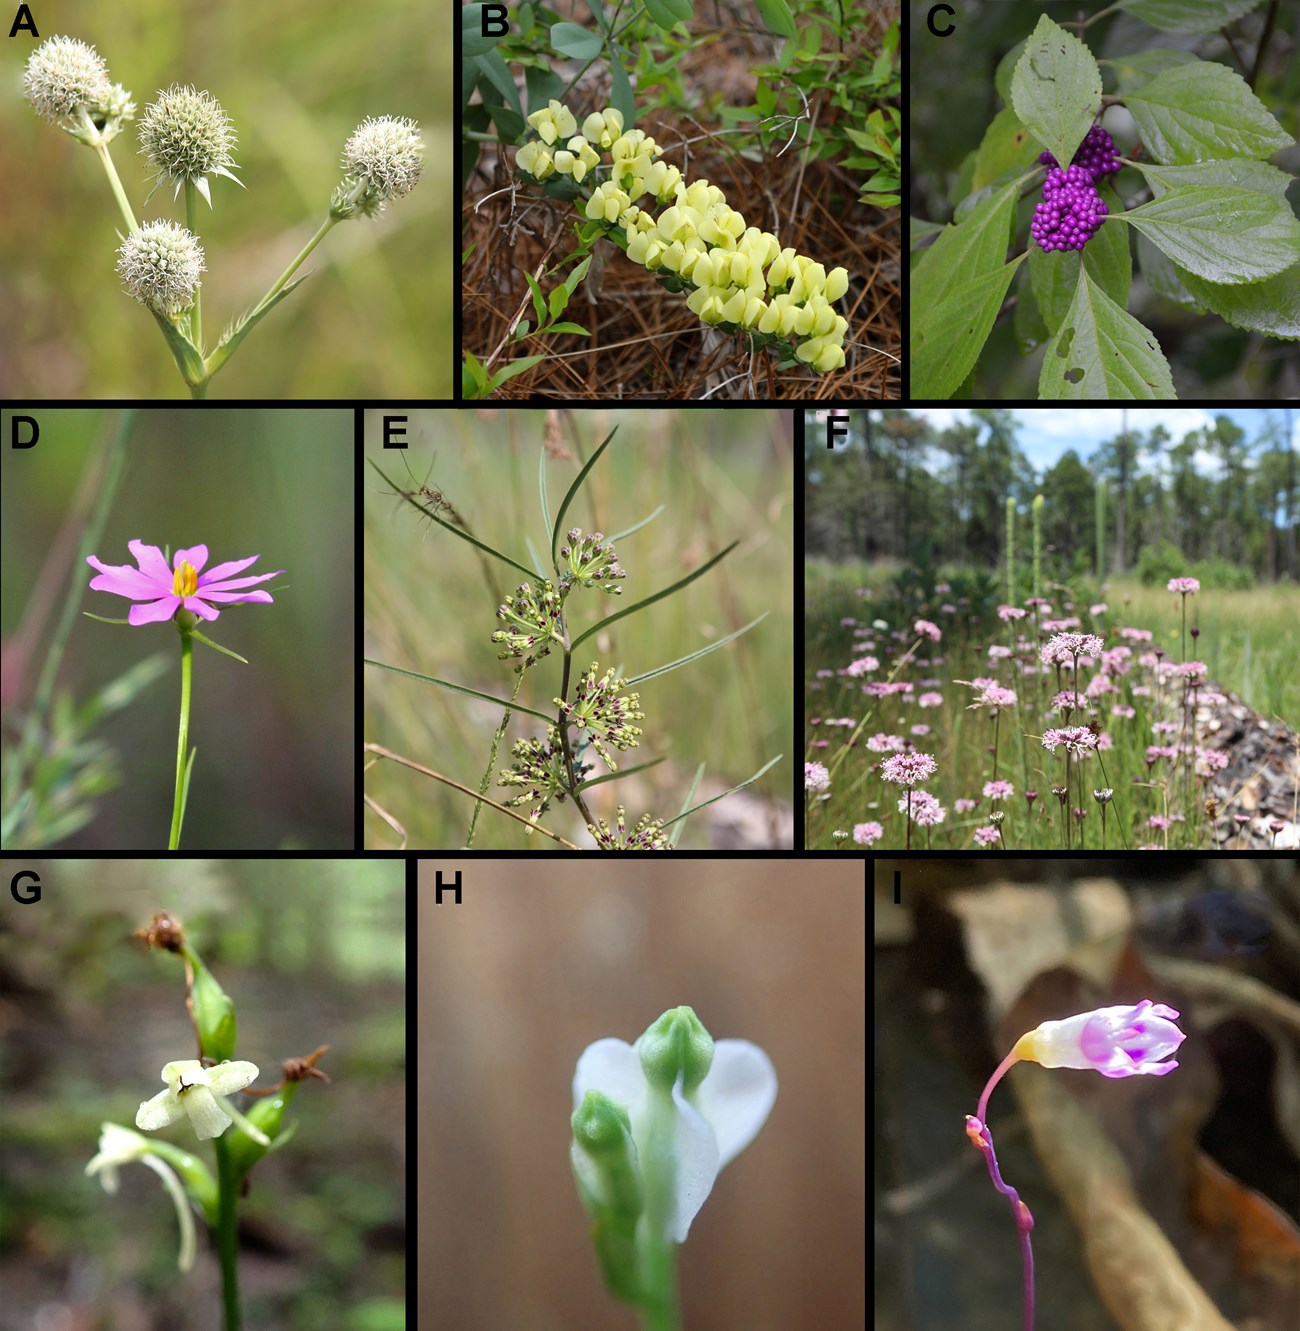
[1136,157,1293,202]
[1117,0,1262,35]
[1038,267,1174,399]
[1114,185,1300,283]
[912,254,1027,399]
[972,106,1042,191]
[912,176,1022,316]
[550,21,603,59]
[1010,14,1101,172]
[1174,261,1300,339]
[206,275,311,377]
[1097,49,1197,93]
[1125,60,1293,162]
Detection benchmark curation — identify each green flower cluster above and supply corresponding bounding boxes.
[516,100,850,373]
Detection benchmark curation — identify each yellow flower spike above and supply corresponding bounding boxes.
[516,140,555,180]
[582,107,624,148]
[527,99,577,145]
[741,295,767,328]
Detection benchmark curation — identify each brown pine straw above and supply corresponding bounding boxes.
[463,50,899,399]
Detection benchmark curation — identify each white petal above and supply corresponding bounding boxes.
[572,1039,646,1119]
[181,1086,233,1140]
[664,1078,720,1242]
[695,1040,777,1168]
[205,1060,259,1096]
[136,1087,184,1131]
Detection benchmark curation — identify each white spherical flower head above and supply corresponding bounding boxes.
[572,1006,776,1244]
[342,115,424,204]
[136,1058,268,1144]
[116,221,206,318]
[139,84,242,206]
[23,34,113,124]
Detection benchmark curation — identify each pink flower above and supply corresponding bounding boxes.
[1040,631,1105,666]
[1041,726,1097,755]
[87,540,282,626]
[804,762,830,793]
[880,752,938,787]
[973,825,1000,846]
[913,618,941,642]
[1012,1000,1185,1079]
[1167,577,1200,594]
[852,821,883,846]
[983,779,1014,801]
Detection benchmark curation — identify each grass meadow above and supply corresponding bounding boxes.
[805,560,1299,851]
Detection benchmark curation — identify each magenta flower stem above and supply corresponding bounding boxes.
[169,627,194,851]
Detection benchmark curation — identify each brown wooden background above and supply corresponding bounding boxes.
[417,859,865,1330]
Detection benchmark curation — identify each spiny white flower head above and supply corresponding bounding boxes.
[23,34,113,124]
[341,115,424,204]
[139,84,242,206]
[116,221,206,318]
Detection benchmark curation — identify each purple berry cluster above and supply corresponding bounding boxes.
[1031,164,1109,252]
[1039,125,1121,180]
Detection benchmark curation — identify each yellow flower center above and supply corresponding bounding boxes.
[172,560,198,599]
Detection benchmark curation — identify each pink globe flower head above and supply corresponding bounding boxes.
[880,751,938,787]
[1167,577,1200,595]
[1012,1000,1185,1080]
[87,540,283,626]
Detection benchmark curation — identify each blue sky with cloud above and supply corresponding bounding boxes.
[903,409,1298,478]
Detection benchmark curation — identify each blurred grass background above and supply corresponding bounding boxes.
[0,861,406,1331]
[1,408,355,849]
[364,409,795,850]
[0,0,450,399]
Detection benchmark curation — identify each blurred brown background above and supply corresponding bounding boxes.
[418,859,866,1330]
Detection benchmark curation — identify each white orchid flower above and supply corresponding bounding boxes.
[85,1122,197,1271]
[136,1059,268,1145]
[571,1006,776,1247]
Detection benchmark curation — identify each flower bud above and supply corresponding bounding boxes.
[116,221,205,318]
[189,953,237,1062]
[638,1006,714,1095]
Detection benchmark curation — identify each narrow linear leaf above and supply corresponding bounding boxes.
[912,253,1027,400]
[571,539,740,651]
[368,459,542,580]
[608,505,665,544]
[1115,186,1300,283]
[538,445,552,542]
[1038,267,1175,399]
[551,426,619,566]
[575,757,666,792]
[363,657,554,725]
[625,613,770,686]
[208,274,311,374]
[659,754,784,831]
[1009,14,1101,173]
[1124,59,1294,163]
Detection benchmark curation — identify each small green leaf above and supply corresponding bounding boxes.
[754,0,797,40]
[644,0,694,27]
[550,20,604,58]
[539,320,590,335]
[1114,185,1300,283]
[548,285,570,318]
[149,310,207,388]
[1009,14,1102,173]
[1038,267,1175,399]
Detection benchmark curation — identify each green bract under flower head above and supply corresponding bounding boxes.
[116,221,205,317]
[139,84,242,206]
[23,35,112,124]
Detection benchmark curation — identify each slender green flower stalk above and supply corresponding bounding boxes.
[1005,496,1016,608]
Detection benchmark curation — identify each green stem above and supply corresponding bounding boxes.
[185,179,203,351]
[213,1135,242,1331]
[169,630,193,850]
[92,135,138,233]
[637,1233,681,1331]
